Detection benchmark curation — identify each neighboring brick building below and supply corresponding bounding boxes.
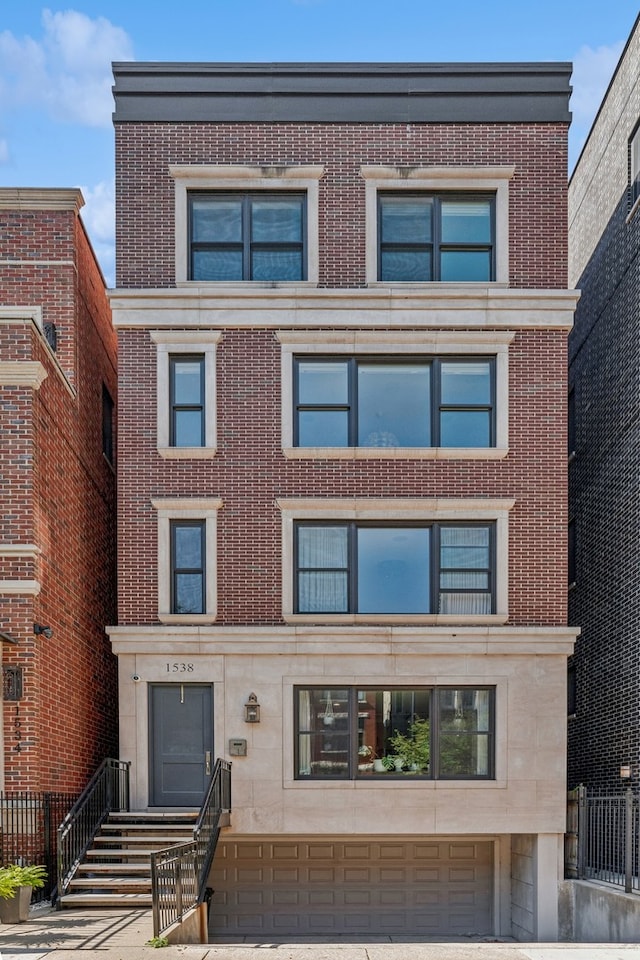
[109,62,578,940]
[0,188,118,793]
[568,16,640,794]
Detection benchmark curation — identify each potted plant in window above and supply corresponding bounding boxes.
[389,717,430,773]
[0,864,47,923]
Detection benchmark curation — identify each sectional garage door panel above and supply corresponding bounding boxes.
[210,839,493,937]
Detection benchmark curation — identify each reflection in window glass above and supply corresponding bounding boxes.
[295,686,493,779]
[171,521,204,615]
[170,356,204,447]
[357,527,430,613]
[358,364,430,447]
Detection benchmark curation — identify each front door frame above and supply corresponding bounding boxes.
[148,682,214,807]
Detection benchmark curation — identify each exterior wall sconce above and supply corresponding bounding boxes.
[33,623,53,639]
[620,764,632,779]
[244,693,260,723]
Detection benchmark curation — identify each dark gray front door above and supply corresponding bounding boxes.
[149,684,213,807]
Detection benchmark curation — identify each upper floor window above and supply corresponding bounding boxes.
[630,125,640,208]
[189,192,306,282]
[295,522,494,615]
[170,354,204,447]
[378,194,495,282]
[102,384,114,464]
[294,356,494,448]
[170,520,205,615]
[295,686,494,780]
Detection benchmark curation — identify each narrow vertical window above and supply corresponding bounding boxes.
[102,384,114,464]
[438,525,492,615]
[171,520,205,614]
[170,355,204,447]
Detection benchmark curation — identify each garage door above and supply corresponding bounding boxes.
[210,837,493,937]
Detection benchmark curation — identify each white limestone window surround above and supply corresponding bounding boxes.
[150,330,221,459]
[361,165,514,286]
[151,497,222,624]
[170,164,324,286]
[277,329,513,459]
[277,497,514,626]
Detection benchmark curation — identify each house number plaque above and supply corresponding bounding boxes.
[166,662,195,673]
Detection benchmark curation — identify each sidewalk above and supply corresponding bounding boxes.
[1,906,640,960]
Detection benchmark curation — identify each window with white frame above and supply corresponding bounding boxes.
[295,686,494,780]
[362,165,514,285]
[152,498,222,623]
[151,331,220,458]
[277,497,513,622]
[170,165,323,285]
[278,330,513,458]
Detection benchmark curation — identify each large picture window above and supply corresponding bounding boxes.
[295,522,494,615]
[295,686,494,780]
[378,193,495,282]
[189,192,306,281]
[294,356,494,448]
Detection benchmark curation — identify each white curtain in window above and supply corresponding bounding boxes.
[298,690,311,775]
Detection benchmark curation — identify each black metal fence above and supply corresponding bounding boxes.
[567,786,640,893]
[151,758,231,939]
[0,791,77,902]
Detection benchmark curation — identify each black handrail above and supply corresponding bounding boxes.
[56,758,130,901]
[151,758,231,939]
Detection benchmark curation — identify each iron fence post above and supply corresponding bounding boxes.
[577,784,586,879]
[625,786,633,893]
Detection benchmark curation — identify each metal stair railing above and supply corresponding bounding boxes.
[56,758,130,902]
[151,758,231,939]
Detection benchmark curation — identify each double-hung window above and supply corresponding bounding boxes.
[170,520,205,615]
[169,355,204,447]
[295,686,494,780]
[189,192,306,281]
[294,356,494,448]
[378,193,495,282]
[295,522,494,615]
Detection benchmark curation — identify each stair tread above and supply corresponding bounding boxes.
[76,864,151,875]
[101,824,193,832]
[95,836,188,844]
[59,893,152,906]
[109,811,197,820]
[85,849,157,859]
[69,877,151,889]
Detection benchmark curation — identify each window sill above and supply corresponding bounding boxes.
[175,280,318,290]
[283,613,508,626]
[284,778,506,790]
[365,280,509,290]
[158,613,217,625]
[157,446,217,460]
[283,446,509,460]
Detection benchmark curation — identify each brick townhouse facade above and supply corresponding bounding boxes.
[0,188,118,793]
[109,62,578,940]
[568,15,640,794]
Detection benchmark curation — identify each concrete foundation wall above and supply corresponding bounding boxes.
[559,879,640,942]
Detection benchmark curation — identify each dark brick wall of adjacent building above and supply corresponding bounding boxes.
[0,199,118,792]
[568,189,640,792]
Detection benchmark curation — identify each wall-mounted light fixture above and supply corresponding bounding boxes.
[244,692,260,723]
[33,623,53,639]
[620,764,632,780]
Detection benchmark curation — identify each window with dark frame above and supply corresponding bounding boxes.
[102,384,114,464]
[294,356,495,448]
[631,124,640,207]
[189,192,306,281]
[170,520,205,615]
[378,193,495,282]
[295,522,494,615]
[295,686,494,780]
[169,355,205,447]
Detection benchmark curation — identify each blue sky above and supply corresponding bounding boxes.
[0,1,638,285]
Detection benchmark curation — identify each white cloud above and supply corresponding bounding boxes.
[0,9,133,128]
[79,179,115,287]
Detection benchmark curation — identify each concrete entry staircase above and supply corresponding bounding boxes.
[58,811,198,908]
